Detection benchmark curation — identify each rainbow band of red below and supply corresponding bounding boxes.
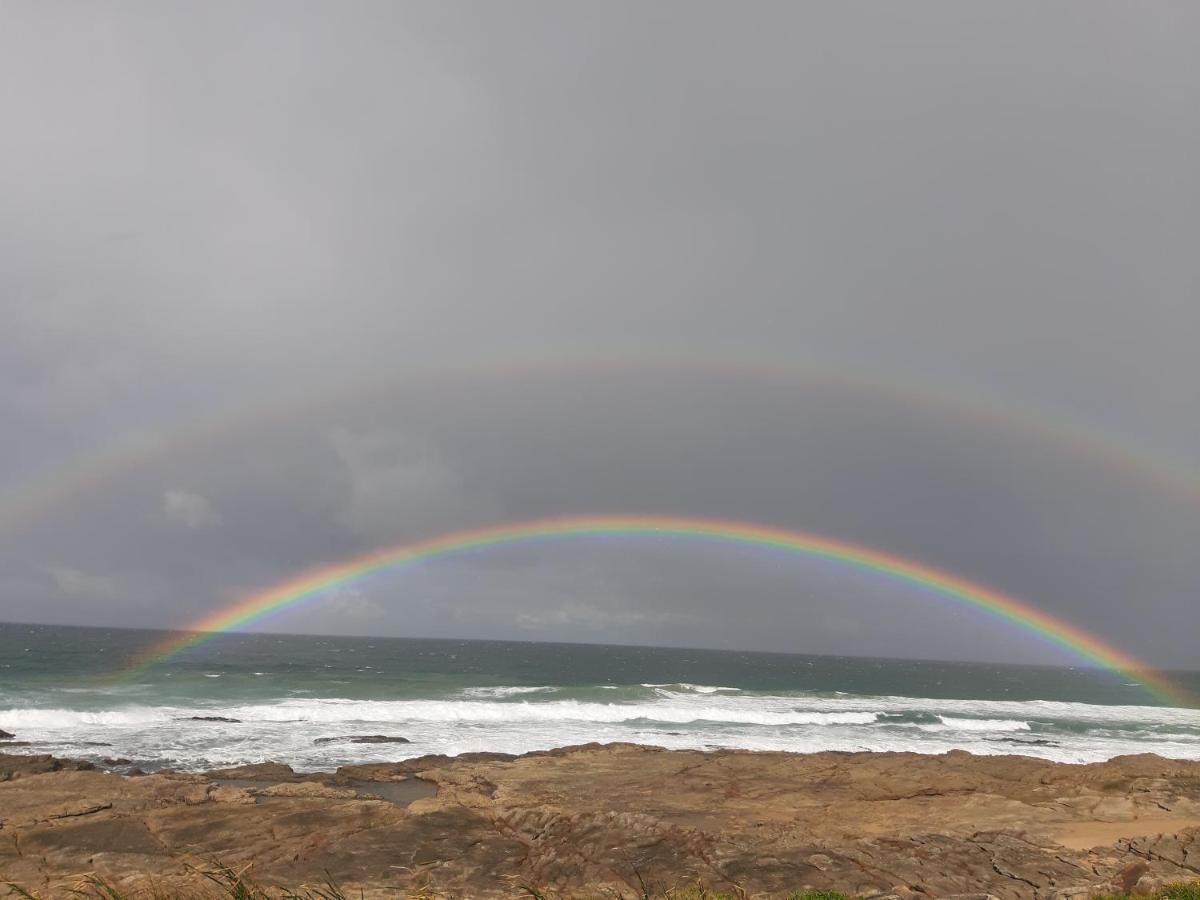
[123,515,1193,707]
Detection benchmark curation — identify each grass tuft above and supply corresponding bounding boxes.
[1092,883,1200,900]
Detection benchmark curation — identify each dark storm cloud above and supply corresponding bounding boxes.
[1,2,1196,667]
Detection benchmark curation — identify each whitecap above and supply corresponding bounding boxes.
[937,716,1031,732]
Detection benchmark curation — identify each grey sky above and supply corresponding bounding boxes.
[1,1,1197,667]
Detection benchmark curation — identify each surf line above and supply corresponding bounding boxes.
[121,514,1194,708]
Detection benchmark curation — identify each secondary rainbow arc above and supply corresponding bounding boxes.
[122,515,1193,708]
[6,348,1200,538]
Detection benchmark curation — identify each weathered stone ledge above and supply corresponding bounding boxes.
[2,744,1199,897]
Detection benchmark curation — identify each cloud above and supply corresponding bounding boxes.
[514,602,694,633]
[45,566,126,604]
[42,565,164,615]
[162,489,221,529]
[328,426,497,542]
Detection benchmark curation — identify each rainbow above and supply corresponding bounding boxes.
[122,514,1193,707]
[6,348,1200,537]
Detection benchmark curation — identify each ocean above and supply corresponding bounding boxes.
[2,622,1198,772]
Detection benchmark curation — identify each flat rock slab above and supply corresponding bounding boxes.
[2,745,1200,897]
[212,777,437,806]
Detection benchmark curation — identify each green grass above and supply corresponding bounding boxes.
[1092,884,1200,900]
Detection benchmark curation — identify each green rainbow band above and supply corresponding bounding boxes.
[124,515,1193,707]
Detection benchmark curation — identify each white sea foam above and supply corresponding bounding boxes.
[937,716,1031,732]
[0,707,173,727]
[3,686,1198,772]
[207,698,879,727]
[458,686,559,698]
[744,693,1200,729]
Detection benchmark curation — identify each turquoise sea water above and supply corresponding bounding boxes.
[2,622,1198,772]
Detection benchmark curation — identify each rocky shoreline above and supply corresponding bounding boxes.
[2,743,1199,898]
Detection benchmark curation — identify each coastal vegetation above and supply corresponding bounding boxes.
[1094,885,1200,900]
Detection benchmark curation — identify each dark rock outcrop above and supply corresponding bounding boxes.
[0,752,95,782]
[988,737,1060,746]
[313,734,411,745]
[186,716,241,723]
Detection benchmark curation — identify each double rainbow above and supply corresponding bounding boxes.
[123,514,1192,708]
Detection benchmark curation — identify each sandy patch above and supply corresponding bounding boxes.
[1054,817,1200,850]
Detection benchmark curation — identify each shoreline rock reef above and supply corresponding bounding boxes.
[2,743,1200,898]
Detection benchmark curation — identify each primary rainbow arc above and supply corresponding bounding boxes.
[123,514,1193,708]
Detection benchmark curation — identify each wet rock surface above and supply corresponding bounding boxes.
[1,745,1200,897]
[313,734,412,745]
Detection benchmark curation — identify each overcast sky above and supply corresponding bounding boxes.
[1,1,1197,667]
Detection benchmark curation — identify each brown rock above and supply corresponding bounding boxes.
[255,782,363,800]
[203,761,298,781]
[207,784,258,804]
[1113,860,1151,893]
[1,746,1199,897]
[334,750,516,780]
[0,753,95,782]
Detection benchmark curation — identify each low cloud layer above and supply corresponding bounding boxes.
[162,490,221,530]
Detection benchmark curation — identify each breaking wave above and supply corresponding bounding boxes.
[3,685,1198,772]
[936,716,1031,732]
